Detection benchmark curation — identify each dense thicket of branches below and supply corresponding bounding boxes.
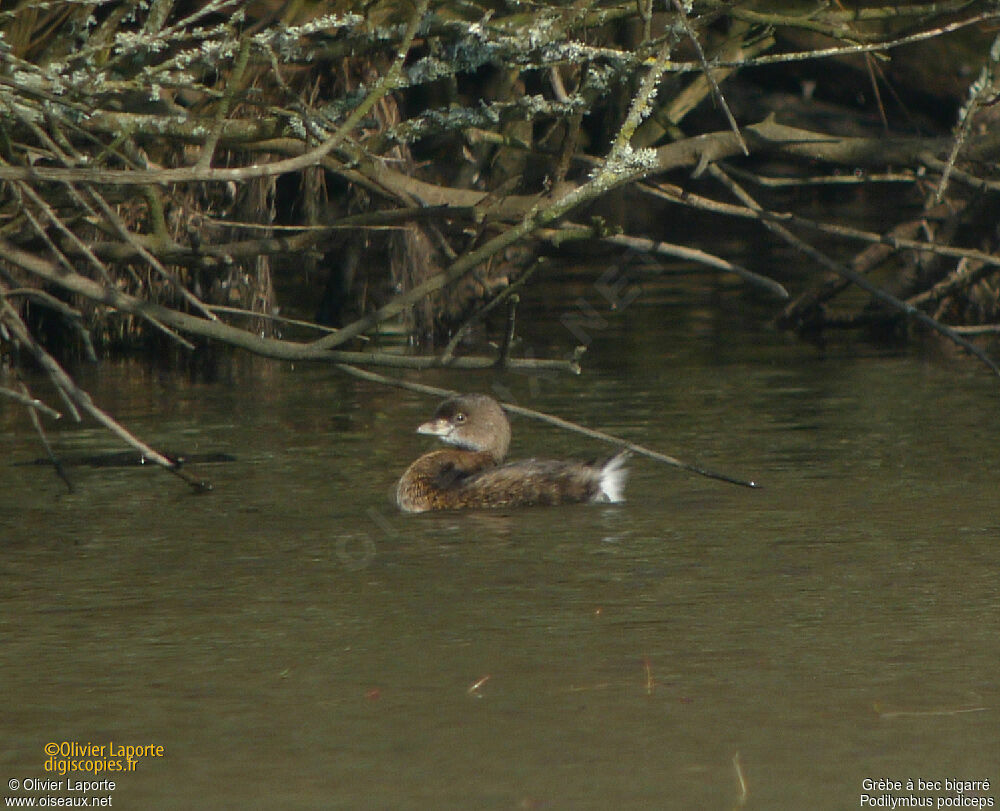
[1,1,999,481]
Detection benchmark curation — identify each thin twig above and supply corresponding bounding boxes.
[0,384,62,420]
[15,180,115,286]
[934,30,1000,203]
[2,287,97,362]
[708,165,1000,377]
[495,294,519,371]
[707,11,1000,71]
[86,188,216,329]
[0,238,578,373]
[333,364,760,488]
[539,225,788,300]
[196,35,252,171]
[439,259,545,365]
[18,379,72,493]
[207,304,349,336]
[874,703,988,719]
[733,752,748,808]
[643,179,1000,273]
[1,297,212,493]
[670,0,748,155]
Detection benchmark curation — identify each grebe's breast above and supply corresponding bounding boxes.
[395,448,497,513]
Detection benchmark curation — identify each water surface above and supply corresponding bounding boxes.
[1,279,997,809]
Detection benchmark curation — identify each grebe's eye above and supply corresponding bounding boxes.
[455,412,466,423]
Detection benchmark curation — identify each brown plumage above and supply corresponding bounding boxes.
[395,394,629,513]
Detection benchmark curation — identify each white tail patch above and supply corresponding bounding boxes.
[597,451,629,503]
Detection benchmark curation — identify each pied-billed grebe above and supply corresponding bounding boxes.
[395,394,628,513]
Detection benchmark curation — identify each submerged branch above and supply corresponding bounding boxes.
[17,380,72,494]
[0,238,577,374]
[0,385,62,420]
[1,293,211,493]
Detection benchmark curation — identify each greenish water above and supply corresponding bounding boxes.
[1,280,998,809]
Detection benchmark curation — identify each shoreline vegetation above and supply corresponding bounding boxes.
[1,1,999,487]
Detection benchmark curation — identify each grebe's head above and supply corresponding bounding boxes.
[417,394,511,463]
